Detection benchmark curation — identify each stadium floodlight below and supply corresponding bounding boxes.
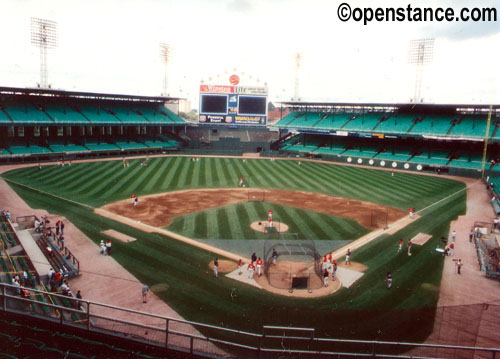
[160,43,171,96]
[294,52,302,101]
[31,17,58,88]
[408,38,434,103]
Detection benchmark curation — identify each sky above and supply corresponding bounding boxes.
[0,0,499,108]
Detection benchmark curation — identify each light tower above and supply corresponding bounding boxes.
[294,52,302,101]
[160,43,171,96]
[408,38,434,103]
[30,17,57,88]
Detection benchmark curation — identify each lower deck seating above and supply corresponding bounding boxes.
[84,142,120,151]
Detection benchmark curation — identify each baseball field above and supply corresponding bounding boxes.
[1,156,467,343]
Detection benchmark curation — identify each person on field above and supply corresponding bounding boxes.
[385,272,392,289]
[213,258,219,277]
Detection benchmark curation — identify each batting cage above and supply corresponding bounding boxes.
[370,210,388,229]
[263,237,323,292]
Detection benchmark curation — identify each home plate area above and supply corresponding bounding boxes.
[411,233,432,246]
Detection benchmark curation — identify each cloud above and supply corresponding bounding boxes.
[227,0,253,13]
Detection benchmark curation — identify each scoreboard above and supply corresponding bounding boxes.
[199,85,267,126]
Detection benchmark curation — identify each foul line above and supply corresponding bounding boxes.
[416,179,481,216]
[3,178,94,210]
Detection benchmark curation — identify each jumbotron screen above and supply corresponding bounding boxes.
[199,85,267,126]
[200,95,228,114]
[238,96,266,115]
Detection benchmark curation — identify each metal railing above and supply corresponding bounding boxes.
[0,282,499,358]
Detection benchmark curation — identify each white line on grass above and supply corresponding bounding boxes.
[416,179,480,216]
[3,178,95,210]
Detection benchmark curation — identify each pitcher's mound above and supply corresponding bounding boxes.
[208,260,238,273]
[250,221,289,233]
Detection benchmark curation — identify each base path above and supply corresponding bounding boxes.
[100,188,407,229]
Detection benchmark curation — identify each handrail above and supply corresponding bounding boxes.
[1,282,499,359]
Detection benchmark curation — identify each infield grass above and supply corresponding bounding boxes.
[168,201,370,241]
[1,156,466,344]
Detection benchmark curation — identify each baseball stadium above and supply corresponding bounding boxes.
[1,2,500,359]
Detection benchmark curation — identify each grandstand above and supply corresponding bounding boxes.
[0,87,186,163]
[273,102,500,176]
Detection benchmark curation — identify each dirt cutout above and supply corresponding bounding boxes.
[250,221,289,233]
[208,260,238,273]
[100,188,406,230]
[101,229,137,243]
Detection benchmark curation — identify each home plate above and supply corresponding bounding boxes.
[336,266,364,288]
[411,233,432,246]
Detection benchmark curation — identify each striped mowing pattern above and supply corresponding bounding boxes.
[168,202,369,241]
[2,157,464,211]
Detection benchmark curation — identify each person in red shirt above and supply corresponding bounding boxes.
[398,239,403,253]
[238,259,243,275]
[256,258,263,277]
[322,255,328,271]
[247,262,255,279]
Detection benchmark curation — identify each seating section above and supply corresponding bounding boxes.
[409,116,453,136]
[115,141,149,150]
[49,143,89,153]
[83,141,120,151]
[375,114,414,134]
[449,117,490,138]
[3,105,53,124]
[109,107,148,124]
[144,139,177,148]
[314,113,353,131]
[343,114,381,132]
[44,105,89,124]
[8,144,52,155]
[409,150,451,166]
[0,109,12,124]
[77,105,121,124]
[375,149,412,162]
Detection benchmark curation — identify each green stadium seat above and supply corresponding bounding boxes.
[77,105,121,124]
[44,105,89,124]
[109,107,149,124]
[409,116,453,136]
[8,145,52,155]
[286,113,322,129]
[314,113,352,131]
[84,142,120,151]
[275,112,300,127]
[115,141,149,150]
[343,113,382,132]
[376,114,414,134]
[138,106,185,125]
[449,117,490,138]
[0,110,12,124]
[4,104,53,124]
[49,143,89,153]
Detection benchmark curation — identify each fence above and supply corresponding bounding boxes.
[0,282,499,358]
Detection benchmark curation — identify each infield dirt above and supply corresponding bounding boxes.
[100,188,407,229]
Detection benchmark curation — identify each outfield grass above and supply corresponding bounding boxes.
[1,157,467,343]
[2,157,463,210]
[168,201,370,241]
